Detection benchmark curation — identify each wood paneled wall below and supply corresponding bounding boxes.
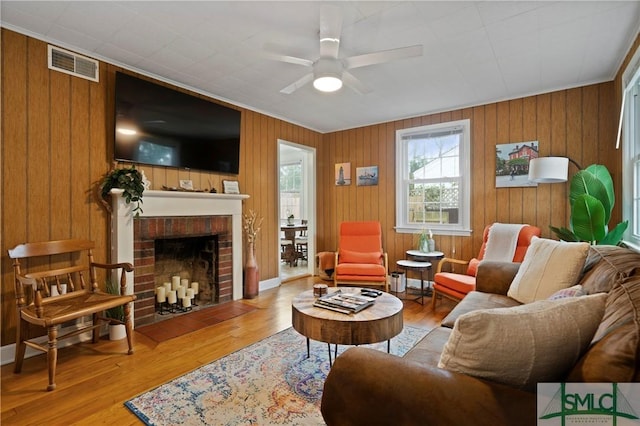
[318,83,619,272]
[1,27,630,347]
[0,30,321,346]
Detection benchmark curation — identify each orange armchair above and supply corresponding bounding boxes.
[334,221,389,292]
[431,224,541,308]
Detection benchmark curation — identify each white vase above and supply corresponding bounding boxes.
[109,324,127,341]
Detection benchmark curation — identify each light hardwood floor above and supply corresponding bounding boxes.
[1,277,456,425]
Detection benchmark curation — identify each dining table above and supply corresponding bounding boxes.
[281,223,308,266]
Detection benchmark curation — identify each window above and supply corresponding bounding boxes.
[280,162,302,219]
[395,119,471,236]
[622,47,640,250]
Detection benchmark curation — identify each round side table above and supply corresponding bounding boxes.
[406,250,444,287]
[396,259,432,305]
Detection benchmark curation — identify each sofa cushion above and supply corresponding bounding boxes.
[567,274,640,382]
[507,237,589,303]
[403,326,451,366]
[438,293,607,391]
[441,291,521,328]
[579,245,640,294]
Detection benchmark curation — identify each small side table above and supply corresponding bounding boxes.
[406,250,444,287]
[396,260,432,305]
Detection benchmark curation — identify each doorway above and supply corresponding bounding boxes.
[278,140,316,281]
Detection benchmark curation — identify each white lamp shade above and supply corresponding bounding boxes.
[528,157,569,183]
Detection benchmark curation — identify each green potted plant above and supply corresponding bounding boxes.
[287,213,295,226]
[99,165,145,217]
[550,164,628,245]
[105,279,126,340]
[415,228,435,252]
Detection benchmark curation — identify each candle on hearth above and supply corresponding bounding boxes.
[163,282,171,293]
[182,297,191,308]
[186,288,194,299]
[177,286,186,299]
[171,276,180,290]
[191,282,199,294]
[167,290,177,304]
[156,287,166,303]
[181,278,189,287]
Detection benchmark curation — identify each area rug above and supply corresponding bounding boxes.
[125,325,430,425]
[135,301,257,343]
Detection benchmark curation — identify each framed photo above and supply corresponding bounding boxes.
[356,166,379,186]
[222,180,240,194]
[495,142,539,188]
[335,162,351,186]
[179,179,193,190]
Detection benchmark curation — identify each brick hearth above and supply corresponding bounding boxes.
[133,215,233,326]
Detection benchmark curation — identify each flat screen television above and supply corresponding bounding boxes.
[114,72,241,174]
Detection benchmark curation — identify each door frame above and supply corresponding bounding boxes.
[277,139,316,279]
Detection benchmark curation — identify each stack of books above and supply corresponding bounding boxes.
[313,290,375,314]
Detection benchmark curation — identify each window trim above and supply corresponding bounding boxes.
[395,119,472,236]
[621,45,640,251]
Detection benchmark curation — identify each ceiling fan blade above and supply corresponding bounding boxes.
[262,48,313,67]
[280,73,314,94]
[344,45,423,70]
[319,4,342,58]
[342,71,372,95]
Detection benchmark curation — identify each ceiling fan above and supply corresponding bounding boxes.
[265,5,423,95]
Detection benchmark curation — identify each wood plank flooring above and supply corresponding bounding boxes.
[1,277,456,426]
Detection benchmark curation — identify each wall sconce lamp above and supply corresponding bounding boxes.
[528,157,583,183]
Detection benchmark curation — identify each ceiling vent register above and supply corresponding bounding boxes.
[47,45,99,82]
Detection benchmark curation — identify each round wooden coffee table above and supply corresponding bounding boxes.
[292,287,403,365]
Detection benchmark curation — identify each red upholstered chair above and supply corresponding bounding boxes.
[334,221,389,292]
[431,224,541,308]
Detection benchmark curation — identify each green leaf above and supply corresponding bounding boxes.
[570,169,611,225]
[585,164,615,211]
[598,221,629,246]
[570,194,606,243]
[549,226,579,242]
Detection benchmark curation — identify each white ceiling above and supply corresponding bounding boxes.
[2,1,639,133]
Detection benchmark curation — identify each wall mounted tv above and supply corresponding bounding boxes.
[114,72,241,174]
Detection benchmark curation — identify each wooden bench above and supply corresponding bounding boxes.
[8,239,136,391]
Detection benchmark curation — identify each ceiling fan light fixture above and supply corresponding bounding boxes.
[313,58,343,92]
[313,75,342,92]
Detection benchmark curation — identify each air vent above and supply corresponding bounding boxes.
[48,45,99,82]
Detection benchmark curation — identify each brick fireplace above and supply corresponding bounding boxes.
[109,189,248,327]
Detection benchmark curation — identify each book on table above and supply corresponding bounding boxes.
[313,290,375,314]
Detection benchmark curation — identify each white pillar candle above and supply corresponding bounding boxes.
[167,290,177,304]
[186,288,194,299]
[156,286,166,300]
[190,282,199,294]
[171,276,180,290]
[177,286,186,299]
[181,278,189,287]
[182,297,191,308]
[50,286,60,297]
[163,282,171,293]
[59,283,67,295]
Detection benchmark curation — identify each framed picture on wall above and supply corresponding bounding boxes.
[495,142,539,188]
[335,162,351,186]
[356,166,379,186]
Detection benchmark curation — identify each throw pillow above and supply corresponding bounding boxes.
[339,250,381,264]
[438,293,607,391]
[548,285,585,300]
[507,237,589,303]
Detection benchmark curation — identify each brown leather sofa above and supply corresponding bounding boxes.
[321,245,640,425]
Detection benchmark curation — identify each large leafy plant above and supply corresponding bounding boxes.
[100,166,145,216]
[550,164,628,245]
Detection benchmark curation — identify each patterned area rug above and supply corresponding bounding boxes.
[125,325,430,425]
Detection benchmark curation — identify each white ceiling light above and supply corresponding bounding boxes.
[313,58,343,92]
